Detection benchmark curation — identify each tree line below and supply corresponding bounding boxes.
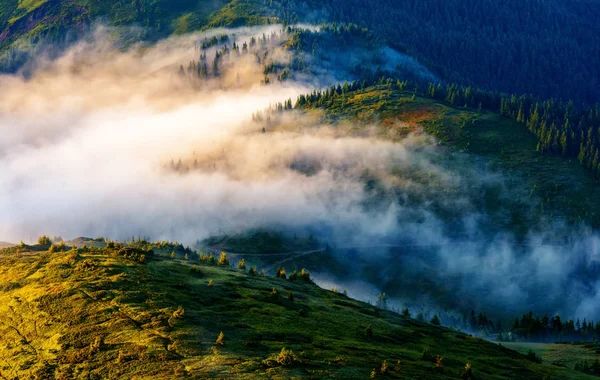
[288,74,600,178]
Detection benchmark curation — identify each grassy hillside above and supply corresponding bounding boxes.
[0,0,231,71]
[290,83,600,230]
[0,241,595,379]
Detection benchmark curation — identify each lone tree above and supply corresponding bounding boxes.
[238,259,246,270]
[430,315,441,326]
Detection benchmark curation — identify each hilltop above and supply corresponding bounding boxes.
[0,240,595,379]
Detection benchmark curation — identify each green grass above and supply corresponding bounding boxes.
[504,342,599,370]
[0,243,594,379]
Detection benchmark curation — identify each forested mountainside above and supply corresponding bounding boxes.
[1,0,599,104]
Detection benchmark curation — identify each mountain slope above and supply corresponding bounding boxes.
[1,0,599,104]
[0,243,594,379]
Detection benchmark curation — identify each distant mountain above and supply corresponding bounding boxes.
[1,1,599,103]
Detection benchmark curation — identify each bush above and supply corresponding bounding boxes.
[300,268,311,282]
[216,331,225,345]
[381,360,388,374]
[38,235,52,246]
[288,270,299,280]
[208,253,216,265]
[114,247,150,263]
[270,288,279,300]
[395,360,401,372]
[238,259,246,270]
[276,267,286,279]
[525,349,542,364]
[173,306,185,319]
[218,252,229,266]
[435,355,444,372]
[276,348,299,367]
[365,324,373,338]
[76,259,96,272]
[262,348,300,368]
[65,252,79,266]
[249,267,258,275]
[462,362,474,379]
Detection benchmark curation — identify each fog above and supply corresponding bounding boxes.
[1,25,600,322]
[0,25,433,245]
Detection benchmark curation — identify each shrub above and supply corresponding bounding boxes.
[394,360,401,372]
[218,252,229,266]
[173,306,185,319]
[90,336,103,353]
[370,368,376,379]
[171,251,176,259]
[276,348,299,367]
[287,290,294,302]
[462,362,474,379]
[435,356,444,372]
[38,235,52,246]
[216,331,225,345]
[300,268,311,282]
[199,253,208,262]
[76,259,96,272]
[238,259,246,270]
[288,270,299,280]
[365,324,373,338]
[260,269,265,276]
[262,348,300,368]
[208,279,214,287]
[114,247,149,263]
[276,267,286,279]
[208,253,216,265]
[270,288,279,300]
[65,252,79,266]
[184,253,189,260]
[381,360,388,374]
[525,349,542,364]
[249,267,257,275]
